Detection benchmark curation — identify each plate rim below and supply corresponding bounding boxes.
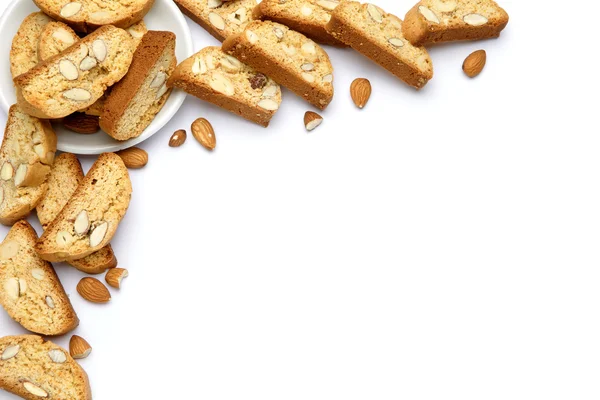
[0,0,193,155]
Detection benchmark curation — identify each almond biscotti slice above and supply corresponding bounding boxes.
[326,2,433,89]
[222,21,334,110]
[100,31,177,141]
[36,153,132,262]
[0,335,91,400]
[174,0,256,42]
[0,106,57,226]
[126,19,149,47]
[36,153,117,274]
[10,13,53,78]
[168,47,281,127]
[402,0,509,46]
[33,0,154,33]
[253,0,346,46]
[0,221,78,336]
[14,25,135,120]
[38,21,80,62]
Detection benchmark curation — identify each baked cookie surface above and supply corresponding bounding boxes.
[10,12,53,78]
[38,21,80,62]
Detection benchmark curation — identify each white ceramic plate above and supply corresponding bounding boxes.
[0,0,192,154]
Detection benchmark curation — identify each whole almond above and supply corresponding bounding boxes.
[191,118,216,150]
[169,130,187,147]
[69,335,92,359]
[350,78,371,109]
[63,113,100,134]
[462,50,486,78]
[105,268,128,289]
[304,111,323,131]
[116,147,148,169]
[77,277,111,303]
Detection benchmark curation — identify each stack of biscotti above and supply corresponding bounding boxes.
[36,153,132,263]
[100,31,177,141]
[253,0,347,46]
[0,221,78,335]
[174,0,257,42]
[222,20,334,110]
[168,46,282,127]
[36,153,118,274]
[0,335,91,400]
[0,105,57,226]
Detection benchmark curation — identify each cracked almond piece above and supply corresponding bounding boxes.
[0,335,91,400]
[167,46,282,127]
[0,221,78,335]
[14,25,135,119]
[36,153,118,274]
[100,31,176,141]
[402,0,509,46]
[35,153,132,262]
[10,12,52,78]
[326,2,433,89]
[33,0,154,33]
[252,0,347,46]
[0,105,57,226]
[38,21,80,62]
[174,0,256,42]
[222,21,334,110]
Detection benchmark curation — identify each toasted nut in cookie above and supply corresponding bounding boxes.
[191,118,217,150]
[116,147,148,169]
[77,277,111,303]
[304,111,323,131]
[105,268,128,289]
[350,78,372,109]
[69,335,92,359]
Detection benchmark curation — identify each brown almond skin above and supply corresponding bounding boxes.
[77,277,111,303]
[169,130,187,147]
[116,147,148,169]
[191,118,216,150]
[69,335,92,359]
[304,111,323,131]
[105,268,128,289]
[350,78,371,109]
[463,50,487,78]
[63,113,100,134]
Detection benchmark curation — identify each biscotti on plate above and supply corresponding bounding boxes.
[33,0,155,33]
[168,46,282,127]
[10,12,52,78]
[0,221,79,335]
[253,0,346,46]
[222,20,334,110]
[126,20,149,47]
[14,25,136,119]
[402,0,509,46]
[174,0,256,42]
[36,153,117,274]
[0,335,91,400]
[38,21,80,62]
[36,153,132,262]
[100,31,176,141]
[0,105,57,226]
[326,2,433,89]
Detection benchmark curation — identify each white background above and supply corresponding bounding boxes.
[2,0,600,399]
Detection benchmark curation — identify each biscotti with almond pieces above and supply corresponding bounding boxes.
[402,0,509,46]
[10,12,53,78]
[0,221,79,336]
[326,2,433,89]
[15,25,135,120]
[35,153,132,262]
[33,0,154,33]
[174,0,256,42]
[36,153,118,274]
[168,46,282,127]
[100,31,176,141]
[253,0,346,46]
[0,335,91,400]
[0,106,57,226]
[38,21,80,62]
[222,20,334,110]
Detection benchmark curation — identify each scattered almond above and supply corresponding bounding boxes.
[63,113,100,134]
[116,147,148,169]
[76,277,111,303]
[304,111,323,131]
[69,335,92,359]
[191,118,216,151]
[169,130,187,147]
[350,78,371,109]
[105,268,128,289]
[462,50,486,78]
